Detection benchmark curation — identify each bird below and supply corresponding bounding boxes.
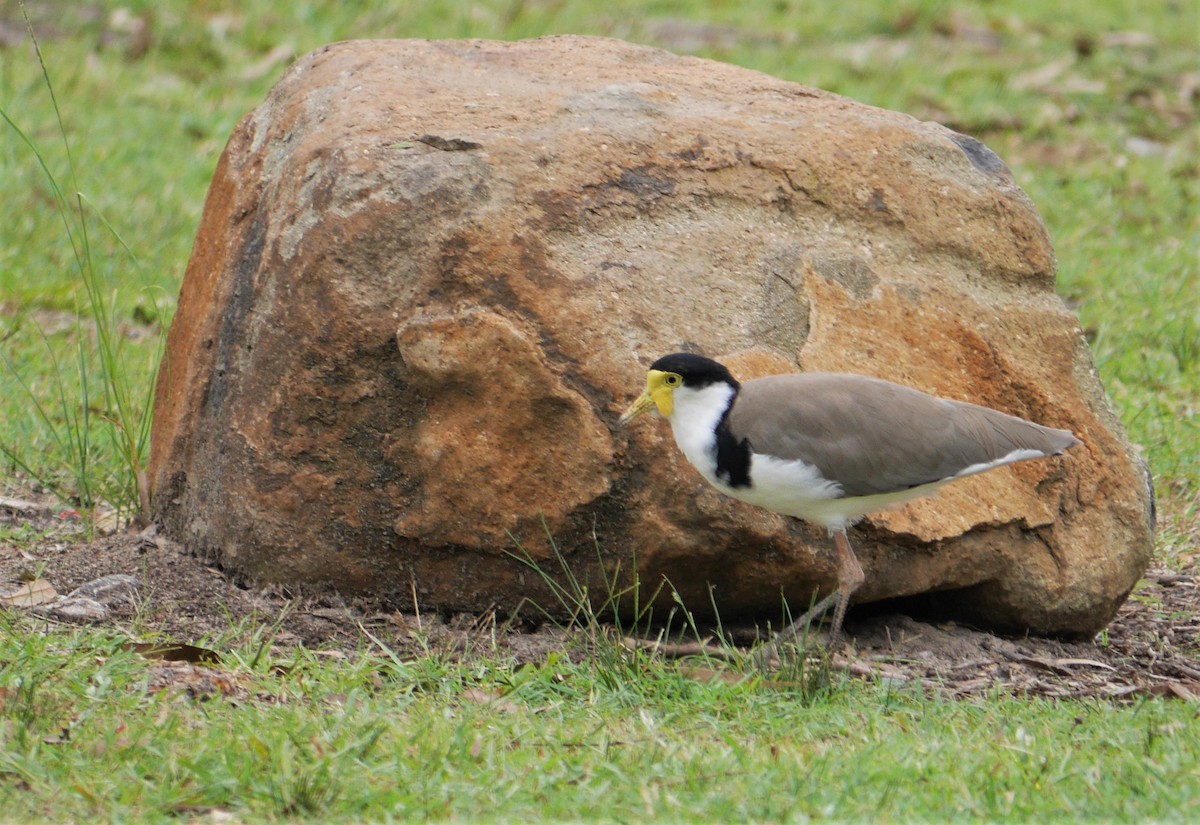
[618,352,1080,650]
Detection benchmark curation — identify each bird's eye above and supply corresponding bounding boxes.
[665,374,680,386]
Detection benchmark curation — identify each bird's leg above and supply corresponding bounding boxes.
[778,590,839,642]
[760,527,866,664]
[826,527,865,648]
[756,588,839,666]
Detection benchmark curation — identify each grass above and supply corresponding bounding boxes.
[1,0,1198,820]
[1,613,1198,822]
[1,4,165,522]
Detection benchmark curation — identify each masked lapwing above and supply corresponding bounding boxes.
[619,353,1080,649]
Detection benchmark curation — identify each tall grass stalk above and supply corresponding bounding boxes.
[0,8,162,526]
[508,520,671,668]
[508,520,836,701]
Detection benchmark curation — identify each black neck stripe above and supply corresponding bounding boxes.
[714,405,752,489]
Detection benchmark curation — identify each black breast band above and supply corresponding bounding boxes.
[714,412,752,489]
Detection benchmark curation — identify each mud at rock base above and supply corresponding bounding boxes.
[1,493,1196,700]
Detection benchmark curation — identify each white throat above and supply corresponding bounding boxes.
[666,382,737,484]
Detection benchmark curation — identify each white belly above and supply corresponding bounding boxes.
[710,452,949,532]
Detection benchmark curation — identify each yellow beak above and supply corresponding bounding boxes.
[619,391,657,425]
[618,370,675,424]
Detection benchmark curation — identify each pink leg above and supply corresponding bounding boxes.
[827,528,865,647]
[763,527,866,658]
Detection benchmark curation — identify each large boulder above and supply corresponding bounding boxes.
[149,36,1153,635]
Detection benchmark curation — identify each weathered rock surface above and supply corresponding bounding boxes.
[149,36,1153,635]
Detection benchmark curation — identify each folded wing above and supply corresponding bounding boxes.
[727,373,1079,497]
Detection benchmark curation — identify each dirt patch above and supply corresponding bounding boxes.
[0,492,573,662]
[2,491,1197,700]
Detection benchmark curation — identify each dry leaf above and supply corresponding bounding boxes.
[1050,657,1117,672]
[42,727,71,745]
[241,44,295,82]
[460,687,520,714]
[622,637,740,661]
[679,666,747,686]
[1148,681,1200,702]
[0,578,58,607]
[127,642,223,665]
[93,509,122,536]
[1010,58,1072,92]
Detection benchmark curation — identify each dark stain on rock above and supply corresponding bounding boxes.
[671,135,709,162]
[530,189,583,232]
[809,252,879,302]
[613,167,675,198]
[950,133,1011,178]
[416,134,482,151]
[199,214,266,422]
[755,245,811,349]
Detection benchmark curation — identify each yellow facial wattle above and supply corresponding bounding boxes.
[619,369,680,424]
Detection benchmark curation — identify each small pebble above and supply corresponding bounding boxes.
[37,596,109,623]
[68,574,142,605]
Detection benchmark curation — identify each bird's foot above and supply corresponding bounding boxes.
[757,590,840,666]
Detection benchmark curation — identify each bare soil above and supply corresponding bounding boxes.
[2,492,1197,701]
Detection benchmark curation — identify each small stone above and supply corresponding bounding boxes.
[69,574,142,605]
[38,596,109,623]
[0,496,45,515]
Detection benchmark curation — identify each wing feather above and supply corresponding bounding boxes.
[727,373,1077,497]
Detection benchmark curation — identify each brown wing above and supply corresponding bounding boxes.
[727,373,1078,497]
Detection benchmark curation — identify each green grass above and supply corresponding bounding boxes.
[1,0,1198,820]
[1,616,1198,821]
